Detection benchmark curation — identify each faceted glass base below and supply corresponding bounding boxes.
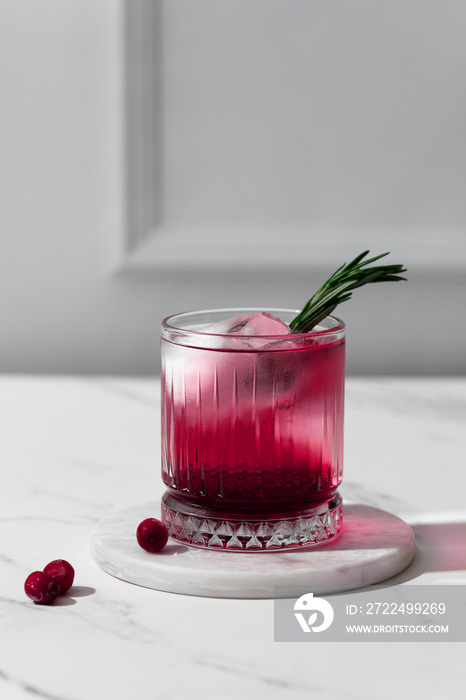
[161,492,343,552]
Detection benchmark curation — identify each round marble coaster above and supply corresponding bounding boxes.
[91,502,415,599]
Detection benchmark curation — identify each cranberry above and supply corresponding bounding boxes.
[136,518,169,552]
[24,571,60,604]
[43,559,75,594]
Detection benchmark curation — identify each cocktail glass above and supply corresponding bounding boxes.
[160,308,345,551]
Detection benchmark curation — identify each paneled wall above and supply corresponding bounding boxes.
[1,1,465,375]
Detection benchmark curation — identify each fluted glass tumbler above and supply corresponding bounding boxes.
[161,308,345,551]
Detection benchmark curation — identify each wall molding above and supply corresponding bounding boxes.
[114,0,466,284]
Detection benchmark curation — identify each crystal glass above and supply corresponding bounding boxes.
[160,308,345,551]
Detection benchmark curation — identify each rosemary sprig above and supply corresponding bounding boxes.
[289,251,407,333]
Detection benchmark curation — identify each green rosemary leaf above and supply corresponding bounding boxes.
[289,251,407,333]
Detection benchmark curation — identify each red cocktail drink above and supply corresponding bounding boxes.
[161,309,345,550]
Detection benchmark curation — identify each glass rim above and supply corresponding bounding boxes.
[161,307,345,339]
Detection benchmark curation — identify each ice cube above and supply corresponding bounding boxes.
[199,312,290,338]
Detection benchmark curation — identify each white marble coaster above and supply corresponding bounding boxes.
[91,502,415,599]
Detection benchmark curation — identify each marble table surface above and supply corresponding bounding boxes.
[1,376,466,699]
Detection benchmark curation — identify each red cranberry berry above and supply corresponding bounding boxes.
[24,571,60,604]
[43,559,75,594]
[136,518,169,553]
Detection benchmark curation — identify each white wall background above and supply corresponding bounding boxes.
[1,0,465,376]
